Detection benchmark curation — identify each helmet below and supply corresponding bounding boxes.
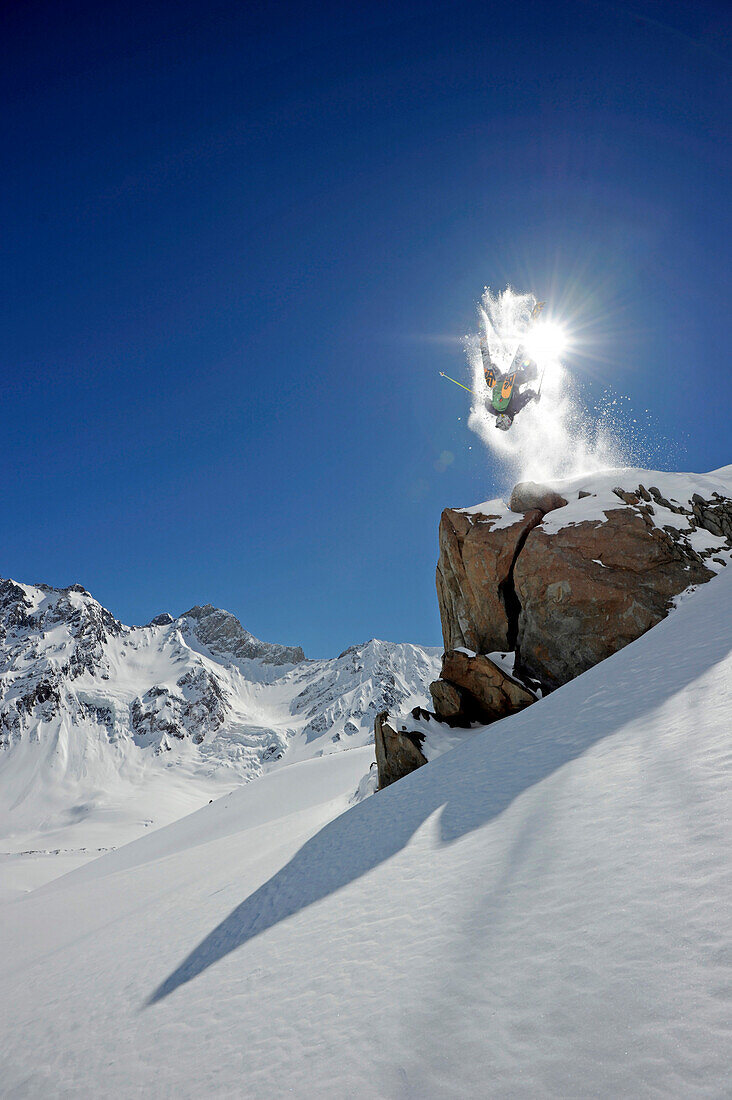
[495,414,512,431]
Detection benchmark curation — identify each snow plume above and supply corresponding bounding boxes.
[467,286,627,482]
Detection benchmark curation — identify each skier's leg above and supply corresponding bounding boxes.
[510,390,532,415]
[515,358,538,385]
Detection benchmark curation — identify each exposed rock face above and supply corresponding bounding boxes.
[148,613,174,626]
[181,604,305,666]
[436,508,543,653]
[130,667,228,749]
[433,651,535,724]
[374,710,427,788]
[436,477,730,694]
[689,492,732,541]
[514,508,714,689]
[429,678,465,722]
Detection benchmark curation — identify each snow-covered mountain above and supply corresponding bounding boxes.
[1,528,729,1098]
[0,579,440,877]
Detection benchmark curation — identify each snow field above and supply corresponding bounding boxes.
[1,566,730,1097]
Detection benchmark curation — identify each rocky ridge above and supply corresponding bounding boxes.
[179,604,305,666]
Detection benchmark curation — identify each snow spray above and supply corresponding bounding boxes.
[466,286,632,483]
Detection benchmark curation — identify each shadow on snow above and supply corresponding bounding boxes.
[147,590,730,1006]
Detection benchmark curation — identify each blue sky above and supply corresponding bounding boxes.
[2,0,730,655]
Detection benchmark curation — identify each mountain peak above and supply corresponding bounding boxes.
[179,604,305,666]
[148,613,174,627]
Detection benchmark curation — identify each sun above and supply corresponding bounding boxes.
[523,320,568,363]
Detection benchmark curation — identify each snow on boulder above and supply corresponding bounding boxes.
[374,710,427,788]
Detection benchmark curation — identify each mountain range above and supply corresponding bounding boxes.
[0,578,439,880]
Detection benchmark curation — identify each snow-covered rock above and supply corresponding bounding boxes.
[434,649,535,722]
[437,466,732,690]
[374,709,428,788]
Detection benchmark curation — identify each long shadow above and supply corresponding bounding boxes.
[148,583,731,1006]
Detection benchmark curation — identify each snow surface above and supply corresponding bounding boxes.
[2,566,730,1097]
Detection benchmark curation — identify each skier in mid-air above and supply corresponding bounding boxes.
[481,346,540,431]
[438,295,549,428]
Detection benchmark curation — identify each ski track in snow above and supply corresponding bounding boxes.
[1,562,730,1097]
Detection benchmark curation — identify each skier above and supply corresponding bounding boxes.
[481,346,540,431]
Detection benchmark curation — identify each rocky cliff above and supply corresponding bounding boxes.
[436,468,731,691]
[375,466,732,788]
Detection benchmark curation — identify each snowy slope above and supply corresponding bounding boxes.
[1,566,729,1097]
[0,580,440,889]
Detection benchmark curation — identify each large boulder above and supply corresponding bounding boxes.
[436,477,728,695]
[374,710,427,789]
[436,508,542,653]
[428,678,466,722]
[430,650,535,726]
[509,482,568,515]
[514,508,714,689]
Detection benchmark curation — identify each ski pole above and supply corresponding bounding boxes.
[439,372,476,395]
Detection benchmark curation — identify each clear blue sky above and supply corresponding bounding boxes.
[2,0,730,655]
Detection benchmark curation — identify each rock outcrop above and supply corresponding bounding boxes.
[513,507,714,689]
[436,475,731,693]
[373,470,731,789]
[374,710,427,788]
[375,649,537,786]
[430,650,535,725]
[436,508,543,654]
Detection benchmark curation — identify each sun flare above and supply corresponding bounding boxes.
[523,320,567,363]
